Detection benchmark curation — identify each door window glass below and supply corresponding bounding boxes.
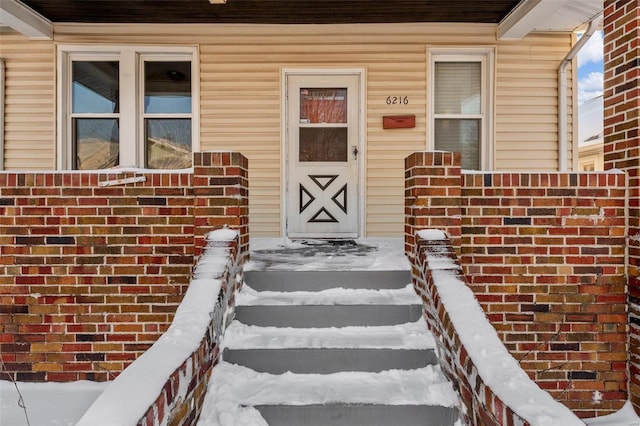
[300,88,347,123]
[299,88,348,162]
[299,128,348,162]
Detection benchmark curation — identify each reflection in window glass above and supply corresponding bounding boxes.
[145,118,192,169]
[435,62,481,114]
[73,118,119,170]
[72,61,119,114]
[435,119,480,170]
[300,88,347,123]
[144,61,192,114]
[299,128,347,162]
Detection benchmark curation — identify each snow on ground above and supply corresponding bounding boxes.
[584,401,640,425]
[223,320,436,350]
[245,238,411,271]
[0,380,108,426]
[196,361,458,426]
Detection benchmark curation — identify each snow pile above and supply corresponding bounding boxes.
[197,362,459,426]
[76,229,238,426]
[418,229,449,241]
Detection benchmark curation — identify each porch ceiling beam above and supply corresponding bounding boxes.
[0,0,52,40]
[497,0,565,40]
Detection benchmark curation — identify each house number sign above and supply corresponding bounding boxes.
[386,96,409,105]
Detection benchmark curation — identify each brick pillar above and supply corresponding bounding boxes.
[192,152,249,257]
[404,151,462,261]
[603,0,640,412]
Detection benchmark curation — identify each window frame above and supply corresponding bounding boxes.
[428,47,495,170]
[57,45,199,170]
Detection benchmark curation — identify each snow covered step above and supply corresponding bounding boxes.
[236,283,422,306]
[223,348,437,374]
[197,362,460,426]
[199,265,461,426]
[244,270,411,291]
[222,320,436,349]
[234,304,423,328]
[255,404,458,426]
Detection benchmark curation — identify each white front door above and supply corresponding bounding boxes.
[286,74,360,238]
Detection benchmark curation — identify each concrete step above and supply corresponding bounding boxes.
[213,267,459,425]
[223,347,437,374]
[234,304,423,328]
[222,320,436,350]
[200,362,460,425]
[244,270,411,292]
[236,283,421,306]
[255,404,458,426]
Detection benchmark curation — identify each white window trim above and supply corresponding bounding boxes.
[57,45,200,170]
[427,47,495,170]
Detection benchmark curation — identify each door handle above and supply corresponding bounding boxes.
[352,146,359,159]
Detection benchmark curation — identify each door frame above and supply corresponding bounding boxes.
[280,68,367,238]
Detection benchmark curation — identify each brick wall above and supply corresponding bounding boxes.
[405,151,462,256]
[412,232,582,425]
[405,151,628,418]
[603,0,640,412]
[0,152,248,381]
[77,230,243,426]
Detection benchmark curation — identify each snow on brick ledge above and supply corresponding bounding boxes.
[413,230,584,426]
[77,229,243,426]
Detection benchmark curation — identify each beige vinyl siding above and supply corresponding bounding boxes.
[6,23,573,236]
[0,32,55,170]
[495,33,574,171]
[197,42,429,236]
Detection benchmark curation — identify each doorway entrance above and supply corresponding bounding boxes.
[284,72,362,238]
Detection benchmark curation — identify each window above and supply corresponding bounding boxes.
[59,46,198,170]
[71,60,119,169]
[429,49,494,170]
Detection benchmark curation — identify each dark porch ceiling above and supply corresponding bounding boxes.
[19,0,521,25]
